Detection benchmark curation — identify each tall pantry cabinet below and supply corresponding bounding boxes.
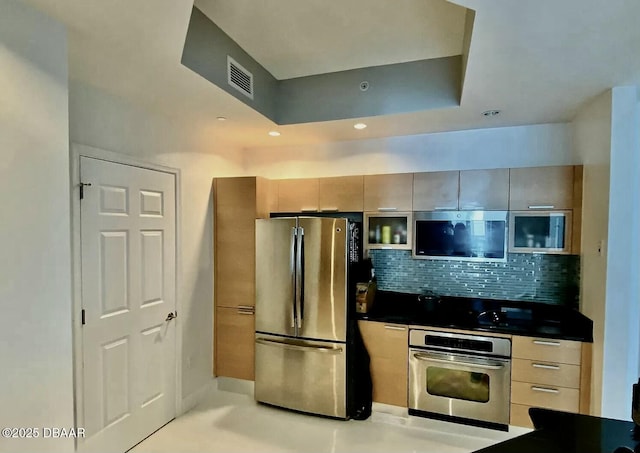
[213,177,274,380]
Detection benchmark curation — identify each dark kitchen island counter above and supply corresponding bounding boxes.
[357,290,593,342]
[472,408,640,453]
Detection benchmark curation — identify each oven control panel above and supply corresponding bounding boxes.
[409,329,511,358]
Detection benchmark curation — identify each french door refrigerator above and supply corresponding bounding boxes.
[254,216,371,419]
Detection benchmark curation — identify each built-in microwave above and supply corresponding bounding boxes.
[413,211,508,261]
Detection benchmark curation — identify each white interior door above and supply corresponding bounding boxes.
[79,157,176,452]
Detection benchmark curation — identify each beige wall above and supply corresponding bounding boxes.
[0,1,74,452]
[572,90,612,416]
[69,80,245,401]
[241,122,576,178]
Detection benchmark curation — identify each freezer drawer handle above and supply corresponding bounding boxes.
[413,352,504,370]
[256,338,343,355]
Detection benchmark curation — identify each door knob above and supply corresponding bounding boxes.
[165,311,177,322]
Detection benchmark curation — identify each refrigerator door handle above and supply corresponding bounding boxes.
[290,227,297,331]
[296,227,304,329]
[256,338,343,355]
[299,227,305,327]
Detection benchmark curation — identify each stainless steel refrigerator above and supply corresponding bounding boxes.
[254,216,371,419]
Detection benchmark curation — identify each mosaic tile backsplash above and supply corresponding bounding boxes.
[369,250,580,307]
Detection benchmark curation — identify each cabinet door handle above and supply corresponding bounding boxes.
[319,208,339,212]
[377,207,397,212]
[533,339,561,346]
[237,305,254,311]
[531,386,560,394]
[528,205,555,209]
[434,206,457,210]
[384,325,406,331]
[532,363,560,370]
[301,208,318,213]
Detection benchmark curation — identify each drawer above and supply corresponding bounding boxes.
[510,403,534,428]
[511,381,579,412]
[512,336,582,365]
[512,358,581,388]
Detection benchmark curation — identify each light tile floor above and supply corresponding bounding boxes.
[131,387,530,453]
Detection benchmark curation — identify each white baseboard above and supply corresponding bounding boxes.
[217,377,255,397]
[180,378,217,415]
[370,402,409,426]
[372,402,409,417]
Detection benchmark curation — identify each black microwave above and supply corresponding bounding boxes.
[413,211,508,261]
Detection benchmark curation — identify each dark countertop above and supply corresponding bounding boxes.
[357,290,593,342]
[473,408,640,453]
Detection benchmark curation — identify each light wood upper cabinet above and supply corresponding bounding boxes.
[275,178,319,212]
[459,168,510,210]
[318,175,364,212]
[509,166,575,210]
[413,171,459,211]
[214,177,269,309]
[358,321,408,407]
[364,173,413,212]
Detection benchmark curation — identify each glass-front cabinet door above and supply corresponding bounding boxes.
[509,210,572,254]
[364,212,412,252]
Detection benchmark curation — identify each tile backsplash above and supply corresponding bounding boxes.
[369,250,580,307]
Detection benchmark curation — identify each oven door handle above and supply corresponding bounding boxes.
[412,352,505,370]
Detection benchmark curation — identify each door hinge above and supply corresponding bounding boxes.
[81,309,86,325]
[79,182,92,200]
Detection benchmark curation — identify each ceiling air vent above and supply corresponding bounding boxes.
[227,56,254,100]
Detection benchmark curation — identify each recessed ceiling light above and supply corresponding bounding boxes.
[216,116,227,121]
[268,131,281,137]
[482,110,501,117]
[354,123,367,130]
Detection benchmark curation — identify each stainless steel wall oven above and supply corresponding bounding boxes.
[409,329,512,430]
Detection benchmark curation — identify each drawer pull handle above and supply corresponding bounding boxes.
[434,206,457,210]
[377,207,398,212]
[531,386,560,394]
[533,340,561,346]
[528,205,555,209]
[384,325,406,331]
[532,363,560,370]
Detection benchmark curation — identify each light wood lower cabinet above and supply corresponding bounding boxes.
[510,335,591,428]
[358,320,408,407]
[215,306,255,380]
